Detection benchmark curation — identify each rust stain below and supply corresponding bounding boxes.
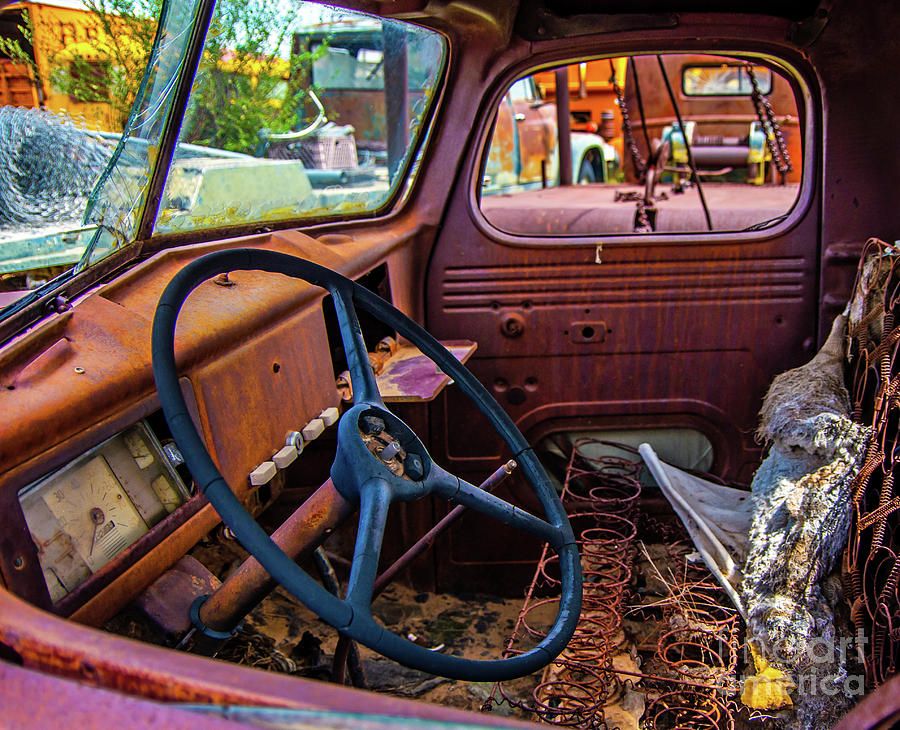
[198,479,353,633]
[375,342,476,402]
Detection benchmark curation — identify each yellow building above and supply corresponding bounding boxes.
[0,0,148,130]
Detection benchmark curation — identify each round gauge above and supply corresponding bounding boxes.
[42,455,149,573]
[20,420,190,603]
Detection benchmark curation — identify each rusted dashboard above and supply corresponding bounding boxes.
[0,226,423,626]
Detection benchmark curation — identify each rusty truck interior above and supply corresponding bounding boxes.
[1,0,899,728]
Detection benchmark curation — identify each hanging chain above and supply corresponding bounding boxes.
[745,62,793,180]
[634,199,652,232]
[610,60,647,181]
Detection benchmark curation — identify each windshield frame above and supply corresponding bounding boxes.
[0,0,448,346]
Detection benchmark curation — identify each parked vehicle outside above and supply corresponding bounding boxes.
[483,73,619,193]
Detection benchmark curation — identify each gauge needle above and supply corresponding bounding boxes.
[48,567,68,592]
[88,506,105,557]
[89,522,98,557]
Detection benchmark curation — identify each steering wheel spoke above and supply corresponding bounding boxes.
[344,478,393,610]
[428,464,560,546]
[330,281,383,408]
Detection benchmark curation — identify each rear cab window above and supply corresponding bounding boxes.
[478,53,804,238]
[682,63,773,96]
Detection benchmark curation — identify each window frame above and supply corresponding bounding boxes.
[468,49,815,250]
[149,10,449,240]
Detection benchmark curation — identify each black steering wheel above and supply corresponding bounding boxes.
[152,248,582,681]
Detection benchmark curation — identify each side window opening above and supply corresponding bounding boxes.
[478,53,803,237]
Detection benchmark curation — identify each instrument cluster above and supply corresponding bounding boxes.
[18,421,190,603]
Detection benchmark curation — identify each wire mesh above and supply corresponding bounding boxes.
[0,106,112,228]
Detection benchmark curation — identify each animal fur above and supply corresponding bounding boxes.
[743,313,870,730]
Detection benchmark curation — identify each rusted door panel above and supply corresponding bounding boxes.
[425,189,820,591]
[803,1,900,344]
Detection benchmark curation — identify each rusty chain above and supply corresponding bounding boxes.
[610,60,647,183]
[745,62,793,181]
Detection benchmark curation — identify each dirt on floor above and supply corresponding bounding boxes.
[182,536,543,719]
[106,531,762,728]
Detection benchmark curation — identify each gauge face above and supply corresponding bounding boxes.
[19,420,191,603]
[42,456,148,573]
[151,474,183,513]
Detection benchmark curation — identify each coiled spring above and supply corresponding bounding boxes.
[845,238,900,687]
[485,439,741,728]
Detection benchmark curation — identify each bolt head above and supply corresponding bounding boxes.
[406,454,424,481]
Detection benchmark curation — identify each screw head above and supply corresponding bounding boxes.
[380,441,402,461]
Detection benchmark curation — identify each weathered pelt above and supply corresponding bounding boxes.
[742,313,870,729]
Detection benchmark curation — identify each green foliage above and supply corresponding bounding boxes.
[31,0,160,127]
[77,0,158,125]
[38,0,326,153]
[180,1,287,153]
[52,57,112,104]
[180,0,328,154]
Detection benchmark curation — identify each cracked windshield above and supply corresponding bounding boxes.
[0,0,445,308]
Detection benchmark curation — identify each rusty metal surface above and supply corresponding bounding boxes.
[0,586,540,728]
[0,663,255,730]
[0,225,411,499]
[429,172,818,591]
[0,224,429,620]
[480,182,799,234]
[811,1,900,347]
[420,10,834,594]
[834,667,900,730]
[137,556,223,635]
[0,289,28,307]
[1,3,900,726]
[199,478,354,634]
[0,2,837,618]
[190,303,339,489]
